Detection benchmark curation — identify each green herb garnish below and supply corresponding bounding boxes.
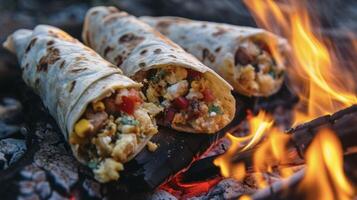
[87,161,98,169]
[149,70,167,83]
[120,116,139,125]
[208,105,223,115]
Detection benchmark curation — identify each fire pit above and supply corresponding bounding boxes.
[0,0,356,200]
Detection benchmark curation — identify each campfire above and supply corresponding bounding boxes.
[0,0,356,200]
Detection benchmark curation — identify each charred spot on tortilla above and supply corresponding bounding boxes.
[140,49,147,55]
[75,56,85,62]
[119,33,141,43]
[157,20,171,30]
[37,57,48,72]
[168,55,177,59]
[104,46,114,57]
[212,28,227,37]
[139,62,146,68]
[202,48,215,63]
[25,37,37,53]
[69,80,76,93]
[46,47,61,64]
[215,47,221,53]
[47,40,54,46]
[70,67,88,73]
[115,55,123,66]
[154,48,162,54]
[59,60,65,69]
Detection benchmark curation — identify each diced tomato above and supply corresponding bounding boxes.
[164,108,176,125]
[127,88,143,104]
[202,88,215,102]
[187,69,202,80]
[118,96,136,115]
[117,89,143,115]
[173,97,189,110]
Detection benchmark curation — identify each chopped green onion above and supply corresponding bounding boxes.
[88,161,98,169]
[149,70,167,83]
[120,116,139,125]
[208,105,223,115]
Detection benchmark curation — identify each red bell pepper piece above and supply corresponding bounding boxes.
[202,88,215,102]
[173,97,189,110]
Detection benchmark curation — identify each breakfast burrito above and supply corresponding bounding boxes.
[82,6,236,134]
[3,25,161,183]
[140,16,288,97]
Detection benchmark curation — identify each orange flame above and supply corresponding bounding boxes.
[252,128,292,188]
[242,0,355,197]
[214,111,293,187]
[299,129,354,200]
[244,0,357,124]
[214,111,273,181]
[214,0,355,197]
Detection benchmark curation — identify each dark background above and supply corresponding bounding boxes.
[1,0,356,81]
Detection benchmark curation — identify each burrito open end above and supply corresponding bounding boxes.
[82,6,236,134]
[3,25,161,183]
[140,16,289,97]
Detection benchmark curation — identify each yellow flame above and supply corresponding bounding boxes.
[215,0,356,196]
[252,128,292,188]
[214,111,273,180]
[299,129,354,200]
[240,111,274,152]
[239,195,252,200]
[244,0,357,125]
[213,132,247,180]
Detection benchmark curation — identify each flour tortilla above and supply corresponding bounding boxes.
[3,25,151,163]
[82,6,236,133]
[140,16,288,97]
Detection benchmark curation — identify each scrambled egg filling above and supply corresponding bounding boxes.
[235,39,285,96]
[134,66,230,133]
[70,88,161,183]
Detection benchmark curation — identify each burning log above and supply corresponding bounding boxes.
[182,104,357,183]
[250,127,357,200]
[234,105,357,164]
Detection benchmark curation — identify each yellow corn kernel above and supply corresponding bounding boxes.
[74,119,93,138]
[147,141,158,152]
[92,101,105,112]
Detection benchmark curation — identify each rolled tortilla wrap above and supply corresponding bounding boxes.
[82,6,236,134]
[140,16,288,97]
[3,25,160,183]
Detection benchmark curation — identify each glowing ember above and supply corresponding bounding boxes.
[160,174,222,198]
[299,129,354,200]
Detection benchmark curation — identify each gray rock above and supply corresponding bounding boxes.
[0,138,26,153]
[34,143,79,193]
[150,189,178,200]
